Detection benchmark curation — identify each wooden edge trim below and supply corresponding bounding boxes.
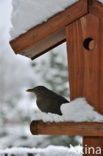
[30,120,103,136]
[19,28,66,59]
[31,39,66,60]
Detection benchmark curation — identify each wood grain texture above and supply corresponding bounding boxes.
[10,0,88,59]
[89,0,103,19]
[20,28,66,59]
[66,13,103,156]
[66,13,103,113]
[30,120,103,136]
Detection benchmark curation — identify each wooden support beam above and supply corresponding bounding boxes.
[10,0,88,59]
[66,13,103,114]
[66,10,103,156]
[30,120,103,136]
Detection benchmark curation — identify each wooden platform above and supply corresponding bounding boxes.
[30,120,103,136]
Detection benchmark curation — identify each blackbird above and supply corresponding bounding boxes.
[26,86,69,115]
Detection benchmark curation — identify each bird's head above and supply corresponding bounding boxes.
[26,86,48,96]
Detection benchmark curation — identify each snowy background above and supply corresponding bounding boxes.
[0,0,82,151]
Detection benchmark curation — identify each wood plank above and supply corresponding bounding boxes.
[10,0,88,59]
[30,120,103,136]
[66,13,103,112]
[89,0,103,19]
[66,13,103,156]
[20,28,66,59]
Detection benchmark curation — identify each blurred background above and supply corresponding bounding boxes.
[0,0,82,149]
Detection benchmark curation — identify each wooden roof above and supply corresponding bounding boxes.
[10,0,88,59]
[10,0,103,60]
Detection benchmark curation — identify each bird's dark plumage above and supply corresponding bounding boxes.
[26,86,69,115]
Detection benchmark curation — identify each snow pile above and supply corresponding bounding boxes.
[0,145,82,156]
[32,98,103,122]
[10,0,78,39]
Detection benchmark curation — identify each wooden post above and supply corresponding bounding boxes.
[83,137,103,155]
[66,12,103,155]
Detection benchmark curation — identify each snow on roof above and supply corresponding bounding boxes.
[0,145,82,156]
[10,0,78,39]
[10,0,103,40]
[32,98,103,122]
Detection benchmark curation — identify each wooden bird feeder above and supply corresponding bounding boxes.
[10,0,103,155]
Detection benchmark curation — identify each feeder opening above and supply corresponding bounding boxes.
[83,37,95,51]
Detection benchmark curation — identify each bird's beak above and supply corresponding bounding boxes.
[26,89,33,92]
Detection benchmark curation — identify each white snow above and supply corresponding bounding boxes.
[10,0,78,39]
[98,0,103,3]
[10,0,103,40]
[0,145,82,156]
[32,98,103,122]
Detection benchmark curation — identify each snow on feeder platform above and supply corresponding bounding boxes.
[30,98,103,136]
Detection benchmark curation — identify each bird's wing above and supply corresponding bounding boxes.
[50,103,62,115]
[50,93,69,105]
[58,95,69,105]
